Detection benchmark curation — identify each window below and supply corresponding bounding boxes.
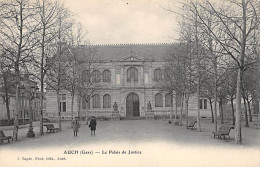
[92,70,101,83]
[103,70,111,82]
[127,67,138,82]
[154,69,162,82]
[155,93,163,107]
[82,70,90,82]
[59,94,66,112]
[92,94,100,108]
[165,93,172,107]
[82,95,90,109]
[199,99,207,109]
[103,94,111,108]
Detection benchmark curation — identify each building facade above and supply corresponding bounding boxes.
[0,75,41,126]
[46,43,213,119]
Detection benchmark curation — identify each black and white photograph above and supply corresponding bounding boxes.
[0,0,259,167]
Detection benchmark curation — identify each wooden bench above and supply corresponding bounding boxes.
[212,126,233,139]
[186,120,197,129]
[169,120,180,125]
[44,124,59,133]
[0,130,13,144]
[254,123,260,129]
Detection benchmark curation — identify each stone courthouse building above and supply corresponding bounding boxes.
[45,43,212,119]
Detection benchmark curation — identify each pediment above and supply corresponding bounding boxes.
[120,53,143,62]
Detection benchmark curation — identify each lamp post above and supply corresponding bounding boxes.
[26,85,38,138]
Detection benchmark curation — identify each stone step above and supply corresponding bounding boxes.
[120,117,146,120]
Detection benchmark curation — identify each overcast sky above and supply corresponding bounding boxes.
[63,0,179,45]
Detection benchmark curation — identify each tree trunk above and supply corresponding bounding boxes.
[77,94,81,119]
[246,99,252,122]
[209,98,214,123]
[71,91,74,127]
[185,94,189,126]
[179,92,184,126]
[214,76,218,131]
[170,94,173,121]
[85,101,89,125]
[40,85,44,135]
[235,68,242,144]
[13,83,20,140]
[219,99,224,124]
[234,0,247,145]
[56,91,62,131]
[196,84,201,132]
[231,97,235,126]
[243,97,249,127]
[175,95,178,120]
[13,0,23,141]
[40,3,46,136]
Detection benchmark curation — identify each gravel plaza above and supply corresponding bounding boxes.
[1,119,260,148]
[0,119,260,166]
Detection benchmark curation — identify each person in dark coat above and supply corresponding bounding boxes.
[73,117,79,137]
[89,117,97,135]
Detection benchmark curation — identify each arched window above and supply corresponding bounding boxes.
[82,70,90,82]
[92,70,101,83]
[127,67,138,82]
[103,94,111,108]
[154,68,162,82]
[103,70,111,82]
[155,93,163,107]
[165,93,172,107]
[92,94,100,108]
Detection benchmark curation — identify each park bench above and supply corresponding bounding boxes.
[186,120,197,129]
[169,119,180,125]
[212,125,233,139]
[44,124,59,133]
[0,130,13,144]
[254,123,260,129]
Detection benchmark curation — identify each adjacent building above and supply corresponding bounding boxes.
[0,75,41,126]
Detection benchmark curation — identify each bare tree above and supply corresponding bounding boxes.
[31,0,68,135]
[163,43,197,125]
[77,46,98,125]
[63,23,88,124]
[193,0,260,144]
[0,0,40,140]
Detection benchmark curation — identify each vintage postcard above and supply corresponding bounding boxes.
[0,0,259,167]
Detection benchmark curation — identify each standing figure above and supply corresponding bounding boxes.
[147,101,152,111]
[89,116,97,135]
[113,102,118,112]
[73,117,79,137]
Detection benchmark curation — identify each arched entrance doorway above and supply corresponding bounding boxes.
[126,93,140,117]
